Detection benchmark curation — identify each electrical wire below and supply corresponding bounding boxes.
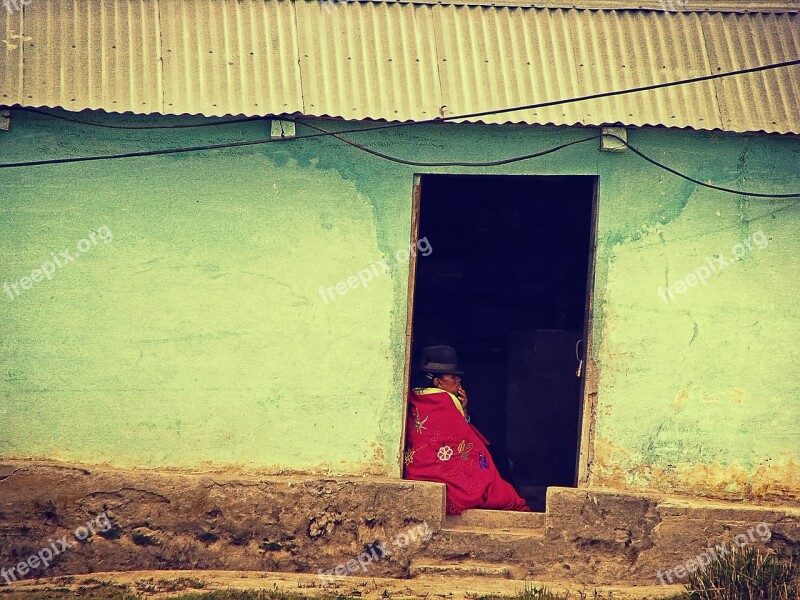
[437,58,800,123]
[0,137,282,168]
[0,129,600,168]
[0,57,798,198]
[601,134,800,198]
[3,126,796,198]
[297,120,601,166]
[296,122,800,198]
[11,107,265,129]
[7,57,800,130]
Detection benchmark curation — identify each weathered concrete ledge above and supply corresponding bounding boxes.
[0,461,798,588]
[544,487,800,585]
[0,461,445,583]
[0,568,686,599]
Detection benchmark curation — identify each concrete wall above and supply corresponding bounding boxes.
[0,111,408,475]
[0,461,446,581]
[0,109,798,501]
[589,131,800,502]
[0,462,797,586]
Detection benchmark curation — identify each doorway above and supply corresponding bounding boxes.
[408,174,597,511]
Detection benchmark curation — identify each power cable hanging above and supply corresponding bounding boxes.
[601,134,800,199]
[297,120,602,166]
[6,57,799,130]
[9,107,263,129]
[0,58,798,198]
[296,122,800,198]
[2,125,796,198]
[436,58,800,123]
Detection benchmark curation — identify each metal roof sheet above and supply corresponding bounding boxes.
[160,0,303,116]
[19,0,163,114]
[700,11,800,132]
[1,0,798,134]
[1,5,25,106]
[296,0,442,121]
[432,6,726,128]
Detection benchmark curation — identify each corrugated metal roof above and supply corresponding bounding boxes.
[432,6,726,128]
[334,0,800,11]
[296,0,442,121]
[160,0,303,115]
[20,0,163,114]
[1,0,798,134]
[700,11,800,132]
[0,6,24,106]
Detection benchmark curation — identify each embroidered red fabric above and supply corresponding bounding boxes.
[403,388,530,515]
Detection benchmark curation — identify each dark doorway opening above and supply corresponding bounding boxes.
[409,174,596,512]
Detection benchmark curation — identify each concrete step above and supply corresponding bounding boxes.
[421,525,550,564]
[409,559,523,579]
[446,509,545,532]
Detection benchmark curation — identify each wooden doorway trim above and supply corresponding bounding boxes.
[575,176,601,486]
[397,174,423,475]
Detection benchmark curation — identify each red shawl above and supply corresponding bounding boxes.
[403,387,530,515]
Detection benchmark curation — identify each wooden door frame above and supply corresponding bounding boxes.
[575,176,601,486]
[400,173,600,489]
[397,174,423,475]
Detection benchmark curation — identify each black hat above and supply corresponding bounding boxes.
[417,345,464,375]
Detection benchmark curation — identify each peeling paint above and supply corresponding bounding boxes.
[0,110,797,500]
[591,129,800,503]
[670,391,689,410]
[592,438,800,504]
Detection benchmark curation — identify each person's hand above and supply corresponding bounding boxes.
[456,385,468,410]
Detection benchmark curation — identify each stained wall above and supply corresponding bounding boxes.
[0,110,797,500]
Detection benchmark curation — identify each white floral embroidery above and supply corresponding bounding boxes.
[437,445,453,461]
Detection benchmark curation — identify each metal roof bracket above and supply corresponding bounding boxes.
[271,119,296,140]
[600,126,627,152]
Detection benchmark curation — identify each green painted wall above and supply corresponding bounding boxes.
[0,110,798,499]
[590,131,800,501]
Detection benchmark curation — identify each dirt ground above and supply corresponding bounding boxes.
[0,569,685,599]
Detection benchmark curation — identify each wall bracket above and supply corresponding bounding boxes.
[600,126,627,152]
[271,119,296,140]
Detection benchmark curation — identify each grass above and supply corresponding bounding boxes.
[467,584,571,600]
[0,583,605,600]
[135,593,349,600]
[2,547,798,600]
[0,589,290,599]
[0,586,357,600]
[664,545,800,600]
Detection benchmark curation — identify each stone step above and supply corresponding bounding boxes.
[421,526,551,565]
[409,559,522,579]
[446,509,546,532]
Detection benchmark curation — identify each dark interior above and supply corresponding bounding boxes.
[410,174,596,512]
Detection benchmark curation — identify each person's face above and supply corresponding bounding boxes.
[434,373,461,395]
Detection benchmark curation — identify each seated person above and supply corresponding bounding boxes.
[403,345,530,515]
